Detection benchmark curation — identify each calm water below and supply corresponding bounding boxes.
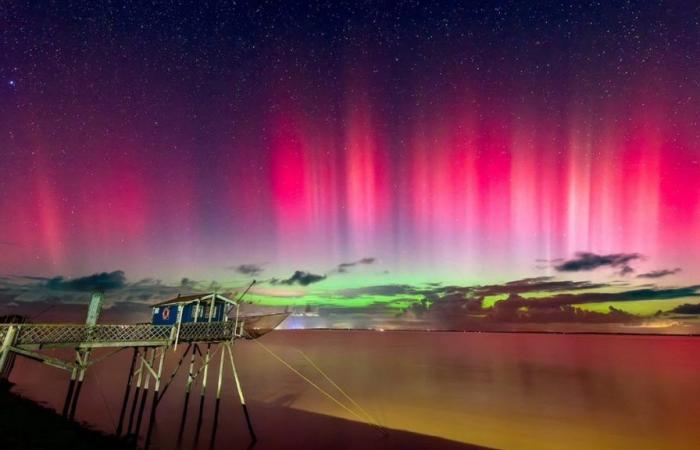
[8,331,700,450]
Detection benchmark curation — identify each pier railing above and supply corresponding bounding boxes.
[0,321,240,350]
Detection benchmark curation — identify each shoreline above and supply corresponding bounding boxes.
[277,327,700,337]
[0,380,131,450]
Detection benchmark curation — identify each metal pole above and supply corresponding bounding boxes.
[226,342,256,442]
[116,347,139,436]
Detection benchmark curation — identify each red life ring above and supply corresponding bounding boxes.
[162,306,171,320]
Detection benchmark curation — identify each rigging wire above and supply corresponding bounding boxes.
[296,349,385,432]
[253,340,385,435]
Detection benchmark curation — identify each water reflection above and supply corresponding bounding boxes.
[7,331,700,450]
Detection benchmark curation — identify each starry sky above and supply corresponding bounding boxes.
[1,1,700,330]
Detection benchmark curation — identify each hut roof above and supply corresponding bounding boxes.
[152,292,236,307]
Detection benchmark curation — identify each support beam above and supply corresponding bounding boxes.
[68,349,90,420]
[144,346,166,449]
[0,325,18,380]
[7,346,75,372]
[134,348,154,437]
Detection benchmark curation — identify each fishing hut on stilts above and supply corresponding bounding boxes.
[0,281,289,447]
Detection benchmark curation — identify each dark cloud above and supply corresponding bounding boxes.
[44,271,126,292]
[669,303,700,314]
[333,277,610,301]
[394,279,700,327]
[489,296,638,323]
[179,277,197,289]
[492,286,699,309]
[555,252,642,275]
[637,268,682,279]
[335,284,424,298]
[336,257,376,273]
[273,271,326,286]
[233,264,264,277]
[475,277,607,297]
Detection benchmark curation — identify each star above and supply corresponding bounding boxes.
[8,80,16,87]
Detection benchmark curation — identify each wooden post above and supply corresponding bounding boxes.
[85,292,104,326]
[226,342,256,442]
[210,342,226,448]
[200,343,211,399]
[68,350,90,420]
[116,347,139,436]
[144,346,166,449]
[127,347,146,435]
[174,304,184,349]
[184,343,198,395]
[215,343,225,401]
[134,348,155,437]
[62,366,78,417]
[0,325,17,380]
[177,344,198,443]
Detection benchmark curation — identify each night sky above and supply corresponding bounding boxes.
[2,1,700,328]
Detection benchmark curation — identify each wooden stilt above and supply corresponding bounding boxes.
[177,344,198,443]
[185,343,198,394]
[116,347,139,436]
[62,366,78,417]
[144,346,166,449]
[216,343,225,400]
[210,344,226,449]
[209,395,221,450]
[193,343,211,446]
[0,325,18,380]
[134,348,155,437]
[226,342,256,442]
[201,343,211,398]
[68,350,90,420]
[193,387,205,446]
[127,347,145,435]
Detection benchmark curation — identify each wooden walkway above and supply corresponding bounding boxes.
[0,319,260,446]
[0,321,238,350]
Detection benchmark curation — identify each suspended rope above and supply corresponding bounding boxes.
[254,340,385,435]
[158,343,192,400]
[296,349,385,433]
